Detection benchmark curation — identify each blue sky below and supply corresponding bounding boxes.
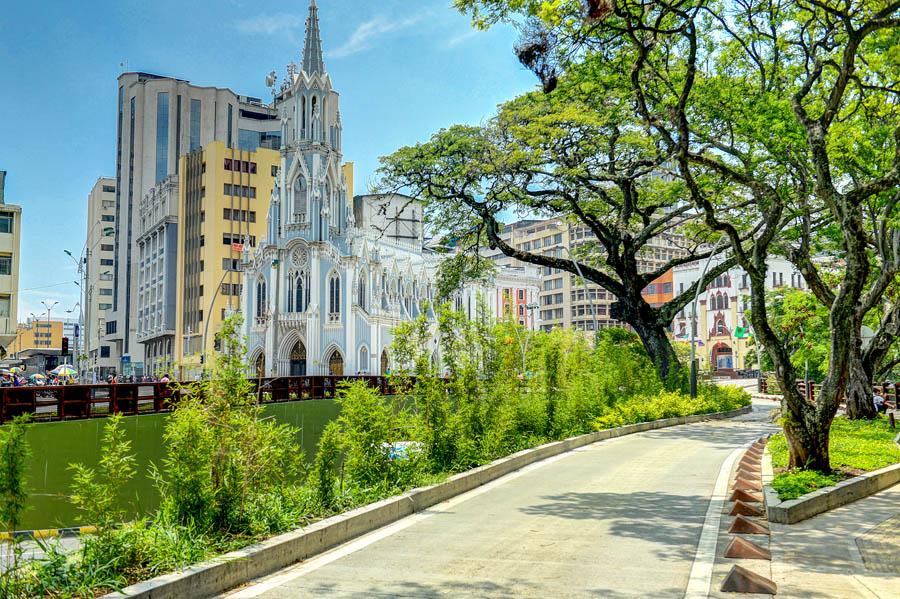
[0,0,536,320]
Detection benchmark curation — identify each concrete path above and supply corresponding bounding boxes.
[769,483,900,598]
[224,404,777,598]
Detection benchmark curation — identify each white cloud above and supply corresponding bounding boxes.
[234,14,304,36]
[331,12,430,58]
[444,29,479,48]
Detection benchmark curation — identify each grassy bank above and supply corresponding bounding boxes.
[769,416,900,500]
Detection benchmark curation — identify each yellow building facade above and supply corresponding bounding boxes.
[174,141,279,378]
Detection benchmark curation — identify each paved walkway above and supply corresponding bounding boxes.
[770,484,900,598]
[224,405,777,598]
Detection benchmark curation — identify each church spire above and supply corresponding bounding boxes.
[301,0,325,76]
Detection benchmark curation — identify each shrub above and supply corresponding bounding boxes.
[69,413,136,530]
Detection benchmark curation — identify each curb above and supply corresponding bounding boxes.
[764,459,900,525]
[0,525,98,542]
[104,405,752,599]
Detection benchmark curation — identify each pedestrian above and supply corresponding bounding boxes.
[160,373,170,384]
[874,392,887,414]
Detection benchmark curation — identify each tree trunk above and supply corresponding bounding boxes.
[631,320,683,387]
[846,340,877,419]
[783,413,832,471]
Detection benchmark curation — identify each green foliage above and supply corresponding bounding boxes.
[0,415,30,533]
[434,252,497,303]
[310,421,343,512]
[769,416,900,499]
[593,385,751,429]
[770,470,840,501]
[156,314,303,534]
[69,413,136,529]
[0,415,31,598]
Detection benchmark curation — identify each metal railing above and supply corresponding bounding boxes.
[757,377,900,407]
[0,375,408,423]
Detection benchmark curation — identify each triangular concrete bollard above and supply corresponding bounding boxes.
[745,448,763,459]
[733,477,763,492]
[724,537,772,560]
[730,489,763,503]
[728,515,770,535]
[730,500,764,517]
[720,564,777,594]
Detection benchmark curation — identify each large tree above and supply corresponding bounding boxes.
[454,0,899,470]
[377,60,746,385]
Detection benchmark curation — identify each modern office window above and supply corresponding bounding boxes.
[0,296,9,317]
[100,259,114,266]
[155,92,170,182]
[100,273,113,281]
[99,303,112,310]
[102,185,116,193]
[101,215,115,222]
[0,256,11,276]
[100,346,111,358]
[101,244,114,251]
[222,258,241,271]
[99,288,113,296]
[189,99,201,152]
[0,213,12,233]
[106,321,117,334]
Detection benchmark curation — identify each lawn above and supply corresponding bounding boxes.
[768,416,900,500]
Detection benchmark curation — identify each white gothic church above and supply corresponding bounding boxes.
[241,0,442,377]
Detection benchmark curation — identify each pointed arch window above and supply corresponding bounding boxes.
[358,346,369,373]
[357,271,367,311]
[287,271,309,313]
[301,96,307,138]
[293,175,307,222]
[328,272,341,322]
[256,279,267,318]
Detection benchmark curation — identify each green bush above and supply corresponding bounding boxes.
[593,385,751,429]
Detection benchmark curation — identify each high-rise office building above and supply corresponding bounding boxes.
[0,171,22,355]
[84,177,118,379]
[111,72,280,376]
[165,141,279,378]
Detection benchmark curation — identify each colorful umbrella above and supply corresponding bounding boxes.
[51,365,76,377]
[28,373,46,383]
[10,367,24,375]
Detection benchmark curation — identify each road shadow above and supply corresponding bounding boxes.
[269,578,686,598]
[519,490,708,562]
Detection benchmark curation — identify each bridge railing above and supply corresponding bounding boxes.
[757,377,899,407]
[0,375,410,424]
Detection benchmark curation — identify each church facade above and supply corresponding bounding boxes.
[242,1,444,377]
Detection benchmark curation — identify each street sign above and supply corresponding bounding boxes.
[121,355,131,364]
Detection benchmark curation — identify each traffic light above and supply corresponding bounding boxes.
[61,337,69,355]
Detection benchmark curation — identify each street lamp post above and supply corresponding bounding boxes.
[40,300,59,370]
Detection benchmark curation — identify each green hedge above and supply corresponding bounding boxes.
[593,385,751,430]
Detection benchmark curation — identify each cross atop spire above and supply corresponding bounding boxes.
[302,0,325,76]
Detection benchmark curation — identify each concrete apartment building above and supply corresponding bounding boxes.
[84,178,118,380]
[0,172,21,354]
[110,72,280,376]
[167,141,279,378]
[499,219,684,332]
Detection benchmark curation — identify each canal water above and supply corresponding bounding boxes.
[20,399,341,530]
